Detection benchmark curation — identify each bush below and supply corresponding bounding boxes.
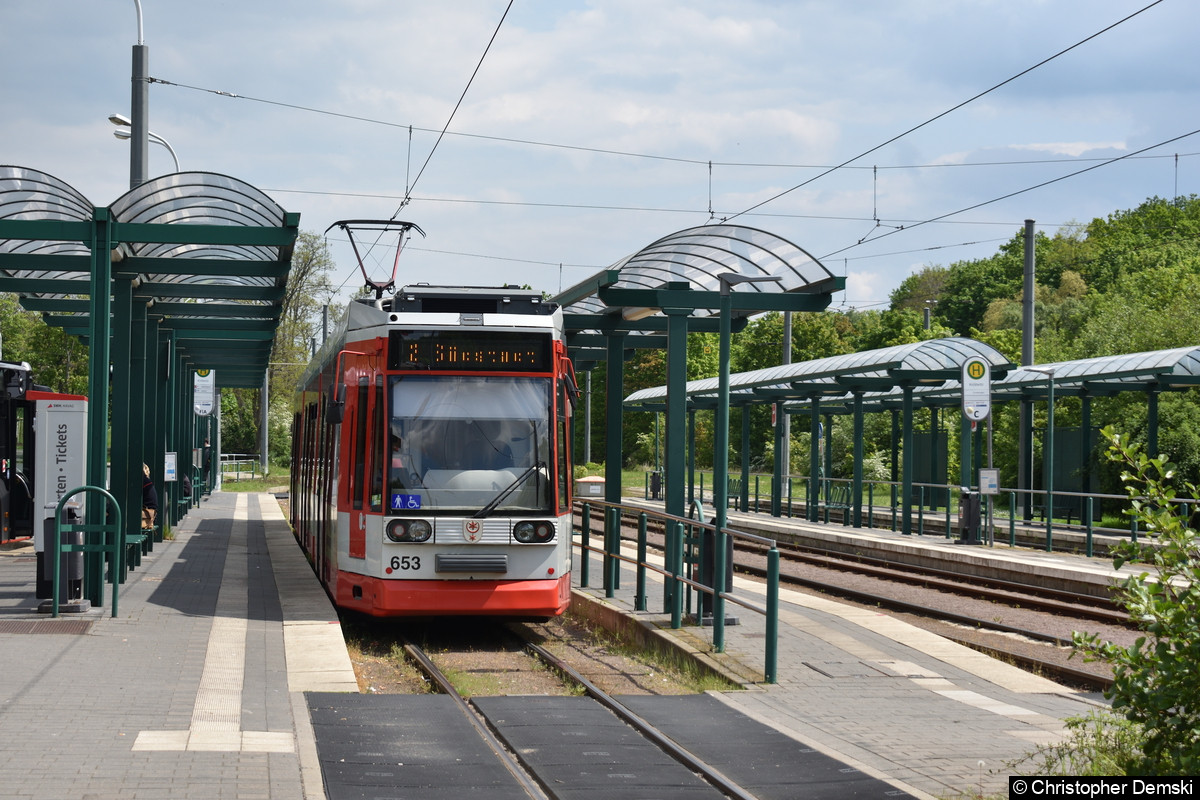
[1010,711,1143,776]
[1072,426,1200,775]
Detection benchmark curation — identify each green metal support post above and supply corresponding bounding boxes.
[711,288,733,649]
[603,332,627,594]
[901,385,915,535]
[663,305,690,520]
[771,402,785,517]
[808,397,821,522]
[852,391,864,527]
[85,210,114,605]
[1027,367,1056,551]
[662,305,690,610]
[960,410,972,488]
[1045,374,1055,551]
[111,279,137,575]
[131,298,150,544]
[687,409,696,507]
[1147,388,1159,458]
[739,407,751,512]
[711,273,778,650]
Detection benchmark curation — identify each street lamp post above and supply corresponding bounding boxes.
[710,272,780,649]
[110,114,179,172]
[1027,366,1056,551]
[129,1,149,188]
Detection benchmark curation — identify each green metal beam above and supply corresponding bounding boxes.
[115,221,298,247]
[563,313,733,334]
[154,302,281,319]
[0,219,92,242]
[18,298,90,313]
[164,319,277,334]
[0,278,92,294]
[598,285,839,313]
[121,256,289,278]
[139,282,286,301]
[553,269,621,308]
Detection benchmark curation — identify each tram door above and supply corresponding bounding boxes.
[0,365,34,544]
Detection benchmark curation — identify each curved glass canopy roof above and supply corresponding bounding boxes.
[556,223,843,321]
[625,337,1014,409]
[0,166,299,387]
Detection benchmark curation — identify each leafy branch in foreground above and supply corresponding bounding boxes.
[1071,426,1200,775]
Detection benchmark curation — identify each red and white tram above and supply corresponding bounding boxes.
[291,278,576,618]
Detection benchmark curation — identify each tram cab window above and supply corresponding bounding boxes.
[388,375,552,513]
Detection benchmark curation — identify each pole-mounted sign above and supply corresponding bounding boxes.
[961,358,991,422]
[194,369,215,416]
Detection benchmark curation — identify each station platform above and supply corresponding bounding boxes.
[0,492,355,800]
[0,492,1122,799]
[574,500,1128,798]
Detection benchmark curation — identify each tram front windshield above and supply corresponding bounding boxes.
[387,375,552,514]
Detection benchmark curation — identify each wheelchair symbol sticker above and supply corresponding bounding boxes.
[391,494,422,510]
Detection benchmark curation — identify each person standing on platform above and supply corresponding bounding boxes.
[203,439,212,490]
[141,463,159,530]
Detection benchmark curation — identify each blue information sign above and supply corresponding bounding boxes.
[391,494,422,510]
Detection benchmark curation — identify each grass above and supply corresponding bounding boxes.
[219,466,289,493]
[564,611,740,694]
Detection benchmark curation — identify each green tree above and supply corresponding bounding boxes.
[0,293,89,394]
[1081,196,1200,295]
[220,231,338,465]
[1074,427,1200,775]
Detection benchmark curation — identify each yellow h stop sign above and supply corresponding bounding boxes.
[961,358,991,421]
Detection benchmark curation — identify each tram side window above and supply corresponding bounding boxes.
[14,405,29,476]
[367,376,384,512]
[351,377,369,510]
[557,382,570,514]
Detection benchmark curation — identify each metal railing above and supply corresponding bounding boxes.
[641,469,1182,556]
[575,498,781,684]
[49,486,124,618]
[219,453,264,482]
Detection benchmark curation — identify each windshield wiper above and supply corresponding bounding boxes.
[473,461,545,519]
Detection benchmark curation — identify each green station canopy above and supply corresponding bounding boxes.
[0,166,299,388]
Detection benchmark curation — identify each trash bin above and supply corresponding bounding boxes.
[958,488,981,545]
[35,510,83,601]
[649,471,662,501]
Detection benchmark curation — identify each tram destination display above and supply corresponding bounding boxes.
[389,330,552,371]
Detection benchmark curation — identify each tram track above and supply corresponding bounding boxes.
[400,629,757,800]
[585,510,1129,692]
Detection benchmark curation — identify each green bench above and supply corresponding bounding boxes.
[825,484,854,525]
[726,478,743,510]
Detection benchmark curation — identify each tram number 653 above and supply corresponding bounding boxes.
[390,555,421,571]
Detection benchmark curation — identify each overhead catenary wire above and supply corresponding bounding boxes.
[145,2,1186,303]
[724,0,1166,223]
[395,0,514,215]
[152,72,1198,175]
[820,126,1200,260]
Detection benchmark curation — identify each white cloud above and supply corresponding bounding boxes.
[1010,142,1128,157]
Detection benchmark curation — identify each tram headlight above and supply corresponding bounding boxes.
[386,518,433,543]
[408,519,433,542]
[513,521,536,543]
[514,520,555,544]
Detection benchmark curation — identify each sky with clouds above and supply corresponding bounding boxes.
[3,1,1196,311]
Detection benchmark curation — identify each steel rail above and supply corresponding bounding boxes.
[515,633,759,800]
[401,640,551,800]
